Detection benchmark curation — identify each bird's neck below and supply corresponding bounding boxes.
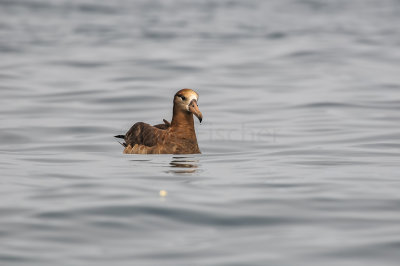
[171,105,197,138]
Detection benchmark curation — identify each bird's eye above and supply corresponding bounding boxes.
[180,96,186,100]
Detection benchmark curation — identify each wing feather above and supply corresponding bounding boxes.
[124,122,165,148]
[153,119,171,130]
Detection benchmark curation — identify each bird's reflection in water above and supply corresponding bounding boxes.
[167,156,199,174]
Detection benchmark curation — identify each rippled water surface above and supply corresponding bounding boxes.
[1,0,400,265]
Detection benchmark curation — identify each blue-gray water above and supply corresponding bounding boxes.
[1,0,400,265]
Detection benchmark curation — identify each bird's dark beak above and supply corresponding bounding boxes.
[189,99,203,123]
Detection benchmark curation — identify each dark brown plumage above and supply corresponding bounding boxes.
[115,89,202,154]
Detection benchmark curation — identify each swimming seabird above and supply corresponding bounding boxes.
[115,89,202,154]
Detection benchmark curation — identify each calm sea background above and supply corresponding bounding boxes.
[1,0,400,265]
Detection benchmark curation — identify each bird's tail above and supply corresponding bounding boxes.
[114,135,127,147]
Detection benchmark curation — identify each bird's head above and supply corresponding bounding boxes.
[174,89,203,123]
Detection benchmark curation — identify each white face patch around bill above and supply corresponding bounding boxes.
[185,93,198,111]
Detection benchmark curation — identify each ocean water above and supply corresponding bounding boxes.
[1,0,400,265]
